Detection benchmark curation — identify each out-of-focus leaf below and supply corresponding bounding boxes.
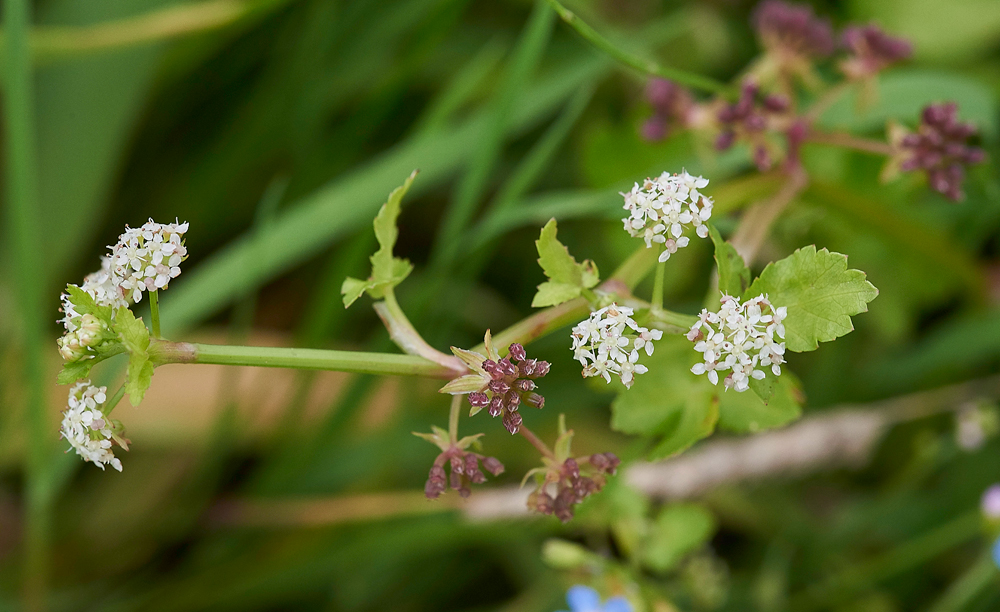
[642,503,717,573]
[819,69,998,139]
[611,336,718,459]
[746,246,878,353]
[161,54,610,335]
[717,373,803,433]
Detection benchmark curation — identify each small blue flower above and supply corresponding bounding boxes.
[557,585,632,612]
[992,536,1000,569]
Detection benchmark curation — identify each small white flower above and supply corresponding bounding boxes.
[570,304,662,389]
[687,293,788,392]
[621,170,712,260]
[108,219,189,305]
[60,381,128,471]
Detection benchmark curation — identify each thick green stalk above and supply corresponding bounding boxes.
[153,340,457,379]
[544,0,731,95]
[2,0,50,606]
[103,384,128,417]
[448,395,461,445]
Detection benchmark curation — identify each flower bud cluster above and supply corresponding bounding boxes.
[425,449,504,499]
[56,313,114,362]
[642,79,695,142]
[571,304,662,390]
[467,343,549,435]
[687,294,786,392]
[59,381,128,471]
[895,103,985,201]
[528,454,619,523]
[58,256,127,362]
[753,0,834,62]
[840,24,912,79]
[621,171,712,262]
[109,219,189,304]
[715,81,792,171]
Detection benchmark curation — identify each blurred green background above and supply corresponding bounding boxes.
[1,0,1000,610]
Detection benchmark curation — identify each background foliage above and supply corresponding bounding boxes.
[1,0,1000,610]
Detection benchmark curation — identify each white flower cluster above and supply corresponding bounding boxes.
[622,171,713,262]
[60,256,126,329]
[570,303,663,389]
[687,294,787,392]
[59,381,128,471]
[110,219,189,304]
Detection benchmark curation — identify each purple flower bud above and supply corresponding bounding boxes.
[535,491,554,515]
[899,102,984,201]
[450,471,462,490]
[459,486,472,498]
[590,453,609,471]
[646,78,678,109]
[515,379,535,392]
[715,130,736,151]
[763,94,790,113]
[641,116,668,142]
[430,464,446,481]
[450,455,465,475]
[753,0,834,59]
[519,358,537,376]
[525,393,545,409]
[469,392,490,408]
[506,391,521,410]
[488,396,504,418]
[603,452,621,474]
[498,357,517,377]
[754,145,772,171]
[508,343,526,362]
[533,361,550,378]
[482,456,505,476]
[841,24,912,78]
[564,458,580,480]
[489,380,510,395]
[482,359,498,375]
[503,411,522,435]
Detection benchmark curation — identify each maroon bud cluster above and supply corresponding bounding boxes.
[899,103,985,201]
[840,24,912,79]
[468,343,549,435]
[642,79,695,142]
[753,0,834,60]
[527,453,620,523]
[425,448,505,500]
[716,81,791,171]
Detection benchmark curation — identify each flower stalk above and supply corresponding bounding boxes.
[149,289,161,338]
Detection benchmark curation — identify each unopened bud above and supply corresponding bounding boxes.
[526,393,545,409]
[482,456,505,476]
[508,343,526,362]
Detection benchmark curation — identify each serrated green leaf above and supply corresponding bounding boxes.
[611,336,718,459]
[717,373,804,433]
[709,225,750,297]
[113,307,154,406]
[532,219,600,307]
[746,246,878,352]
[65,284,114,323]
[643,504,717,574]
[57,360,94,385]
[340,171,418,308]
[532,282,583,308]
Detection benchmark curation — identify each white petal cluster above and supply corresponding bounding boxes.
[687,294,787,392]
[59,381,128,471]
[570,303,663,389]
[110,219,189,304]
[622,170,713,262]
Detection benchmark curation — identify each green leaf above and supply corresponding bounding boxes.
[531,218,600,307]
[748,373,775,403]
[340,171,418,307]
[642,503,717,574]
[553,413,574,462]
[709,225,749,297]
[113,307,154,406]
[611,336,718,459]
[717,374,804,433]
[65,285,114,324]
[57,360,94,385]
[745,246,878,353]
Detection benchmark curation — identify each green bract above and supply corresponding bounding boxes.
[341,170,418,308]
[745,245,879,352]
[114,307,154,406]
[531,218,600,307]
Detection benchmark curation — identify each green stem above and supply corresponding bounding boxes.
[806,130,894,156]
[544,0,731,95]
[3,0,50,605]
[448,395,461,445]
[103,384,127,416]
[375,290,463,373]
[651,253,666,313]
[153,340,457,379]
[149,289,161,339]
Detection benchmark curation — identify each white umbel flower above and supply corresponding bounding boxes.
[570,303,663,389]
[59,381,128,471]
[622,170,713,262]
[687,294,787,392]
[59,256,127,333]
[109,219,189,304]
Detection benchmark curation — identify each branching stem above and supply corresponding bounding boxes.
[807,130,895,156]
[518,424,556,460]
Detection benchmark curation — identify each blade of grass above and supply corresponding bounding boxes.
[2,0,51,607]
